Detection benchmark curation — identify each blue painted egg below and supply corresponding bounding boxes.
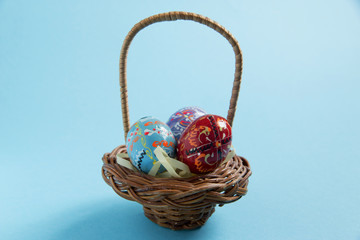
[126,116,176,174]
[166,107,207,141]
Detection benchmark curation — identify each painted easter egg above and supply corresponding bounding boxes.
[126,116,176,174]
[166,106,207,141]
[177,114,232,174]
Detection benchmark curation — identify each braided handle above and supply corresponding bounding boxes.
[119,11,243,140]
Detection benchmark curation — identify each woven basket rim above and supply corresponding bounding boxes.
[102,145,251,204]
[103,144,251,178]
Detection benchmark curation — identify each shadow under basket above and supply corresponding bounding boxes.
[102,145,251,230]
[101,11,252,230]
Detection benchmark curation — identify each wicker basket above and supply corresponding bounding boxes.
[102,11,252,230]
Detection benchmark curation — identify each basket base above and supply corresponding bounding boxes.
[143,205,216,230]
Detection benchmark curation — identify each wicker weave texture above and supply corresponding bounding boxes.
[102,11,251,230]
[102,145,251,230]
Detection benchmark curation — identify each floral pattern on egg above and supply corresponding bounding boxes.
[126,116,176,174]
[177,114,232,174]
[166,107,206,141]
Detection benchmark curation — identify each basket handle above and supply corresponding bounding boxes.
[120,11,243,140]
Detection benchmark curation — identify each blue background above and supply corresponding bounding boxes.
[1,0,359,239]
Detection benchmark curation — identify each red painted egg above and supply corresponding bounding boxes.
[177,114,232,174]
